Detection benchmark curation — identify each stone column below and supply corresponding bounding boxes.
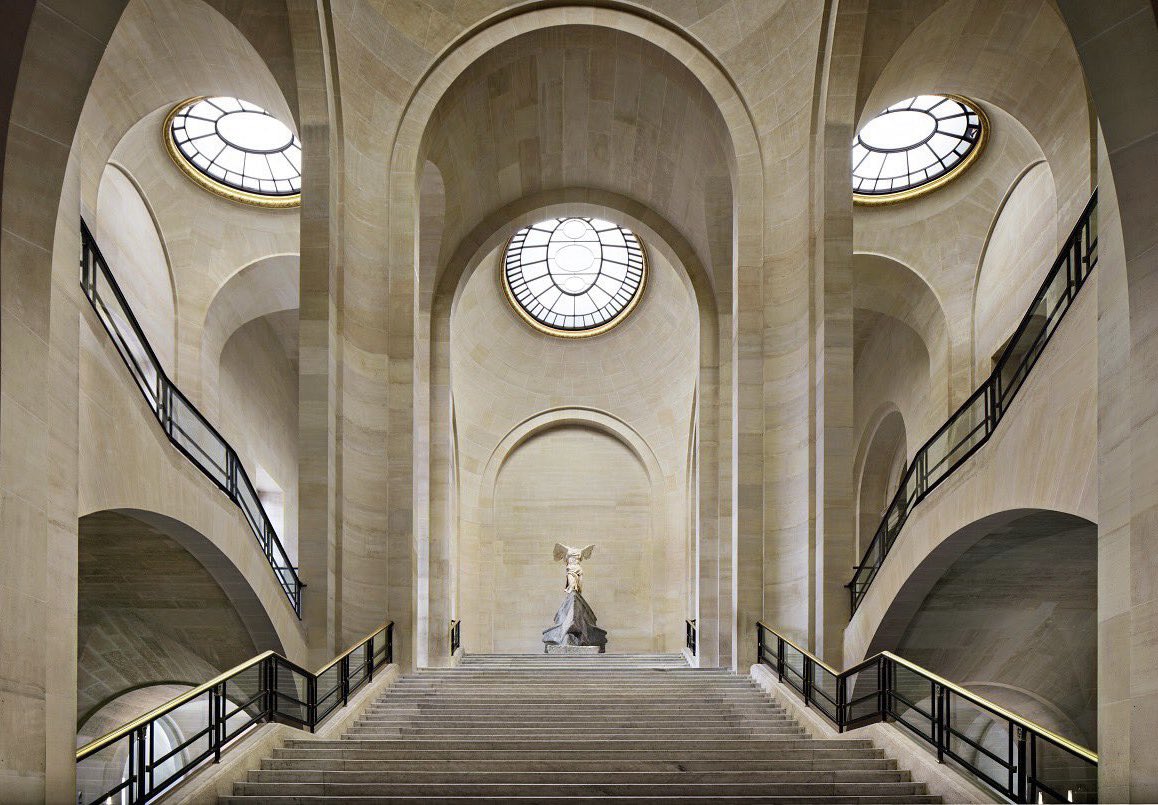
[1057,1,1158,799]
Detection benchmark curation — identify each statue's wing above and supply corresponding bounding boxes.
[553,543,568,561]
[580,544,595,560]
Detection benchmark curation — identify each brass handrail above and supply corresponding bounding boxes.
[77,619,392,761]
[756,621,1096,763]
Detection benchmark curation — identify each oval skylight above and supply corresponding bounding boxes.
[165,97,301,207]
[502,217,647,337]
[852,95,986,203]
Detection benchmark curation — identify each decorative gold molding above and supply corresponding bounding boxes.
[162,97,301,210]
[499,222,649,339]
[853,96,990,207]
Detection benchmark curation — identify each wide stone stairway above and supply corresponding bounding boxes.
[222,654,938,803]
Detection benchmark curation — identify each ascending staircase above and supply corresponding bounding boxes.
[223,654,937,803]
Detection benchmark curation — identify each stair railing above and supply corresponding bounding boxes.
[847,190,1098,612]
[80,221,304,616]
[686,619,697,653]
[450,619,461,655]
[757,622,1096,803]
[75,621,393,805]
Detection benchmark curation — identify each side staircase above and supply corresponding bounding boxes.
[222,653,937,803]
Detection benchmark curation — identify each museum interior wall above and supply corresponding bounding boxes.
[0,0,1156,801]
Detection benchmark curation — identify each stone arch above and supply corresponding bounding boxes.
[199,253,300,417]
[854,406,908,556]
[882,509,1097,767]
[75,683,197,804]
[92,161,179,374]
[382,4,763,669]
[853,251,951,433]
[417,189,722,666]
[473,408,672,654]
[1053,3,1158,795]
[971,159,1059,380]
[78,508,284,656]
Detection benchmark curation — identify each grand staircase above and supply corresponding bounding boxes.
[222,654,938,803]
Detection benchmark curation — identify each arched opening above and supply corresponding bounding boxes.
[856,409,907,556]
[973,161,1060,379]
[77,508,278,727]
[489,424,656,653]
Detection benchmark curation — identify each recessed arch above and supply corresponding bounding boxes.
[854,406,908,556]
[200,252,299,414]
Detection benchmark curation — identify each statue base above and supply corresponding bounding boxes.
[542,590,608,651]
[544,644,604,655]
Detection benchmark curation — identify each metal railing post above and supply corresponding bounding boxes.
[1015,724,1028,803]
[341,655,350,707]
[934,683,946,763]
[134,725,148,804]
[267,656,278,722]
[836,672,846,732]
[803,655,813,707]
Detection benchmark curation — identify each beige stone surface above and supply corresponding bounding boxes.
[2,0,1156,797]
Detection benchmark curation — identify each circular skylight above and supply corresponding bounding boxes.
[852,94,986,203]
[165,97,301,207]
[502,217,647,336]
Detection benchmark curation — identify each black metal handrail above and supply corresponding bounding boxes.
[449,619,461,656]
[757,623,1096,803]
[847,190,1098,612]
[686,619,697,654]
[75,621,393,804]
[80,221,304,616]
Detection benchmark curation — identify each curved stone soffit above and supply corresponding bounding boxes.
[98,507,288,656]
[853,401,906,496]
[967,158,1053,367]
[477,407,666,513]
[98,159,180,339]
[847,507,1096,665]
[389,3,765,309]
[200,252,300,407]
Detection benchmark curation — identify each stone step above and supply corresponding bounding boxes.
[288,738,879,751]
[224,796,939,804]
[272,747,889,762]
[261,758,900,772]
[245,769,914,785]
[227,656,938,804]
[230,781,930,797]
[342,729,809,739]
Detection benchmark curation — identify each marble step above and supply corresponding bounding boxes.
[223,796,938,804]
[229,781,930,797]
[289,738,878,751]
[274,746,888,762]
[342,729,809,739]
[245,769,914,785]
[261,758,900,772]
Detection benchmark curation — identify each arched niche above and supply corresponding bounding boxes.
[471,409,673,655]
[200,253,300,419]
[416,192,721,667]
[855,407,908,556]
[390,4,762,670]
[853,252,950,426]
[92,162,178,375]
[972,160,1059,378]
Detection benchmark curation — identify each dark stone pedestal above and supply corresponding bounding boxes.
[542,590,608,653]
